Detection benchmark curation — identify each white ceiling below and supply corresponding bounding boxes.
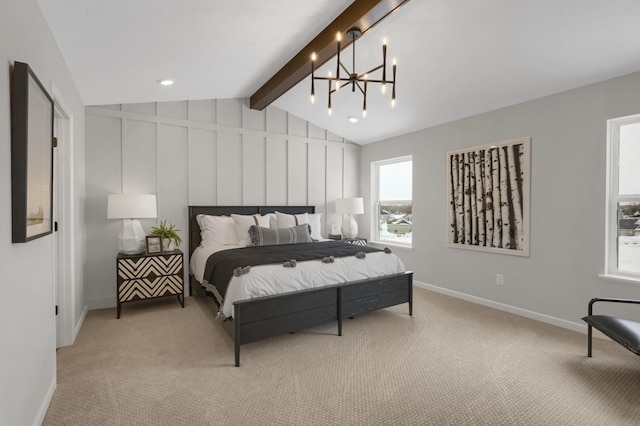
[37,0,640,144]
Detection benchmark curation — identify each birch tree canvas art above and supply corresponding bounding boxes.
[446,137,530,256]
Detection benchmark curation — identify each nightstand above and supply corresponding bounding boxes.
[116,249,184,318]
[343,237,367,246]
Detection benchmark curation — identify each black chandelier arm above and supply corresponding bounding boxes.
[355,78,393,85]
[359,64,384,78]
[353,80,366,96]
[327,80,366,96]
[382,43,387,83]
[363,81,367,114]
[313,74,392,84]
[392,67,396,87]
[339,61,351,77]
[392,62,396,103]
[316,76,393,90]
[313,76,354,83]
[336,50,340,81]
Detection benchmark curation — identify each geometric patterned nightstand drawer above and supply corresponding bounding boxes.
[117,275,183,302]
[342,237,367,246]
[116,250,184,318]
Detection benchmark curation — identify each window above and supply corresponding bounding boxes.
[606,114,640,279]
[372,156,412,245]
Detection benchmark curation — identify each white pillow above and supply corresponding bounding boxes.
[197,215,238,246]
[265,213,278,229]
[231,214,271,247]
[274,211,323,240]
[307,213,323,241]
[275,211,308,228]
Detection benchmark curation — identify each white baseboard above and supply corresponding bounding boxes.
[73,305,88,341]
[86,296,116,311]
[33,377,56,426]
[413,280,588,334]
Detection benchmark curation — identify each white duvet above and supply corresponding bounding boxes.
[190,243,406,318]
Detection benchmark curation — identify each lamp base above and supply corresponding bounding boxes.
[118,219,146,255]
[341,214,358,239]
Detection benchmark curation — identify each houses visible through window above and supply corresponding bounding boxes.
[372,156,412,245]
[606,114,640,279]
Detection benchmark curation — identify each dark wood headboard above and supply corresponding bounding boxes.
[188,206,316,257]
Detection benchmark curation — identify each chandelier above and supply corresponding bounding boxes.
[310,27,396,118]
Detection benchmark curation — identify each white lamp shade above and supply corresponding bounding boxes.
[335,197,364,215]
[107,194,157,254]
[107,194,157,219]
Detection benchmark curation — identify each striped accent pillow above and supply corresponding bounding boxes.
[249,224,312,246]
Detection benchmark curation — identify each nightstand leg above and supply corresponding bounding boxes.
[117,302,121,319]
[178,294,184,308]
[408,275,413,316]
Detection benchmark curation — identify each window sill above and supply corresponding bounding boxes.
[369,240,413,250]
[599,273,640,286]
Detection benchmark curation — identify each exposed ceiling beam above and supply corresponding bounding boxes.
[250,0,410,111]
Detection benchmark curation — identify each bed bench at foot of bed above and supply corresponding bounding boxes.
[223,271,413,366]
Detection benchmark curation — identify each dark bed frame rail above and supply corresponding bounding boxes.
[230,271,413,366]
[188,205,413,366]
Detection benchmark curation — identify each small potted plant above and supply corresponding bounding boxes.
[150,220,182,252]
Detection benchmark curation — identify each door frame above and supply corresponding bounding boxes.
[51,83,76,348]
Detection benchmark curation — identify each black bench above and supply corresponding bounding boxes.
[582,298,640,357]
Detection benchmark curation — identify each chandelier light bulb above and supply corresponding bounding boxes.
[310,94,315,104]
[336,32,342,42]
[391,99,396,108]
[336,81,341,90]
[381,83,386,95]
[362,109,367,118]
[311,52,317,62]
[383,38,387,46]
[328,107,332,116]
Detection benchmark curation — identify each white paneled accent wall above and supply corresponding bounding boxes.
[85,99,360,309]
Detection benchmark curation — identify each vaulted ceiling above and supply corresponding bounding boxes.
[37,0,640,144]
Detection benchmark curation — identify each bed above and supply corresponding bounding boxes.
[188,205,413,366]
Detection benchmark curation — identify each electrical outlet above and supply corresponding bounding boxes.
[496,274,504,286]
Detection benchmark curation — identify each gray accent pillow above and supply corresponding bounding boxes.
[249,224,312,246]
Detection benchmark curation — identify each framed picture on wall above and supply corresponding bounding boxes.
[10,61,54,243]
[446,137,531,257]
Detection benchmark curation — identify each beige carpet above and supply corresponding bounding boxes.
[44,287,640,425]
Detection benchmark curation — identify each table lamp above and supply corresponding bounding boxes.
[107,193,157,254]
[335,197,364,238]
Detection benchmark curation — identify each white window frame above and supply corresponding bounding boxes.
[604,113,640,282]
[371,155,413,247]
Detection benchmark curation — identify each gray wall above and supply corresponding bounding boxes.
[0,0,86,424]
[85,100,360,308]
[362,71,640,330]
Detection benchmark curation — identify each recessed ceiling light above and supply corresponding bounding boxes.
[348,116,358,123]
[157,78,175,86]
